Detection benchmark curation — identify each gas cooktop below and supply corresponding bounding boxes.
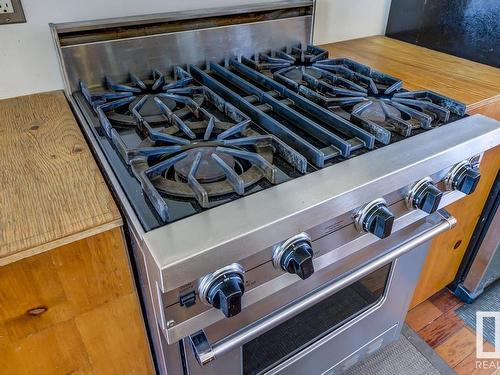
[77,44,466,230]
[53,6,500,373]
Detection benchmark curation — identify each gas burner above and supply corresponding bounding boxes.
[338,90,466,141]
[94,80,305,221]
[280,66,323,81]
[353,99,402,123]
[80,67,195,127]
[173,147,237,183]
[119,112,305,220]
[241,46,466,144]
[242,45,328,72]
[269,56,404,111]
[127,123,279,215]
[311,58,403,95]
[350,97,416,137]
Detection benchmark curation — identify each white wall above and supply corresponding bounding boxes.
[313,0,392,45]
[0,0,391,99]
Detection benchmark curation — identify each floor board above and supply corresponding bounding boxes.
[418,309,466,348]
[406,300,443,332]
[429,288,464,313]
[435,326,477,368]
[406,288,499,374]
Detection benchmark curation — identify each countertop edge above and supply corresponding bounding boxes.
[0,217,123,266]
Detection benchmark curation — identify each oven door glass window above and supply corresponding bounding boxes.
[242,263,391,375]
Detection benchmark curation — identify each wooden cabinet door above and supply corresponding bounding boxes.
[0,228,154,375]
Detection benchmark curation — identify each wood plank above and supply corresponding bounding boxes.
[320,36,500,107]
[435,326,477,368]
[417,309,466,348]
[0,91,122,263]
[429,288,464,314]
[405,300,443,332]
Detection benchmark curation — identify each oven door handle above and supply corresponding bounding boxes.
[189,209,457,366]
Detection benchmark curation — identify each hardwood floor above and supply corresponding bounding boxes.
[406,288,500,374]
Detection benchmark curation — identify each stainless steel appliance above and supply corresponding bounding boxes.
[50,1,500,374]
[452,171,499,302]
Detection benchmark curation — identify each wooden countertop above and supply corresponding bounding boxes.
[0,91,122,265]
[319,36,500,112]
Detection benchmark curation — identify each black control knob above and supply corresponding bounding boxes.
[206,273,244,318]
[365,205,394,239]
[415,183,443,213]
[281,242,314,280]
[199,264,245,318]
[454,167,481,195]
[274,233,315,280]
[356,199,394,239]
[409,179,443,214]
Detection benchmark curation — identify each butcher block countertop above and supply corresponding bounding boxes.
[319,36,500,113]
[0,91,122,266]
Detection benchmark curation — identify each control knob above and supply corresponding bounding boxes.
[355,198,395,239]
[273,233,314,280]
[445,161,481,195]
[406,177,443,214]
[198,264,245,318]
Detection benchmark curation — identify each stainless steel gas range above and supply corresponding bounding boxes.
[50,2,500,374]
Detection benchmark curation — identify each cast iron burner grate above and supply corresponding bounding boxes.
[77,46,467,226]
[81,68,196,131]
[80,68,306,222]
[240,44,467,145]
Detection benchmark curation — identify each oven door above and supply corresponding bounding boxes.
[183,210,456,374]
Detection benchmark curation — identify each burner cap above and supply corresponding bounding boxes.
[174,147,236,183]
[130,95,177,118]
[353,100,401,123]
[283,67,323,82]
